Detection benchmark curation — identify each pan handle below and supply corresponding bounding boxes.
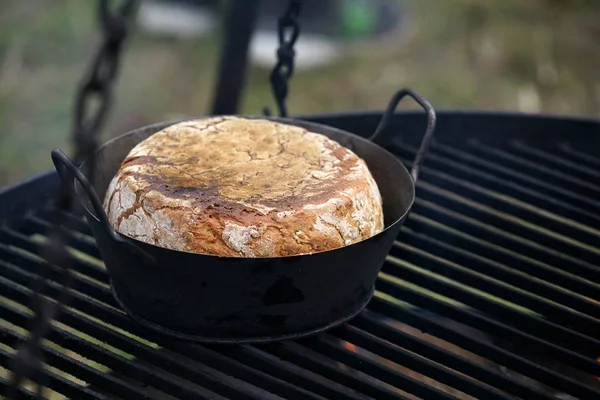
[368,88,436,182]
[51,149,156,265]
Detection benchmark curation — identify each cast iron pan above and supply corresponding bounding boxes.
[51,88,436,343]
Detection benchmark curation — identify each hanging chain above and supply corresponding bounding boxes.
[6,1,137,398]
[74,0,137,165]
[267,0,302,117]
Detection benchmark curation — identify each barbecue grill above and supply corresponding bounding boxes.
[2,1,600,399]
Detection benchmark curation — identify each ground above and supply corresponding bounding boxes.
[0,0,598,186]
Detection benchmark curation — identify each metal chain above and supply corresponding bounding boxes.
[6,1,137,398]
[267,0,303,117]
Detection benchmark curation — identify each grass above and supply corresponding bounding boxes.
[0,0,599,186]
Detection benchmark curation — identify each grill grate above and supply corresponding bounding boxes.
[1,111,600,399]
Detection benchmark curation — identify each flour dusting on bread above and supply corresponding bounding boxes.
[103,116,384,257]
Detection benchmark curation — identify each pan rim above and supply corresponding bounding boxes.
[78,115,415,260]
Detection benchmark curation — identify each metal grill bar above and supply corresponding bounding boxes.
[398,161,600,268]
[351,312,555,399]
[412,184,600,267]
[1,305,261,400]
[36,209,92,236]
[162,345,327,400]
[20,216,102,260]
[466,140,600,199]
[260,342,407,400]
[410,197,600,285]
[0,322,158,400]
[0,228,108,285]
[432,141,600,219]
[0,376,38,400]
[390,238,600,330]
[0,347,109,400]
[333,325,512,400]
[301,334,456,400]
[374,273,600,376]
[401,226,600,317]
[510,141,600,181]
[368,295,600,399]
[557,144,600,169]
[391,142,600,228]
[405,214,600,305]
[381,258,600,355]
[407,200,599,298]
[0,251,112,308]
[207,345,364,400]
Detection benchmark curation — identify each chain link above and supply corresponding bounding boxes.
[267,0,303,117]
[6,1,137,398]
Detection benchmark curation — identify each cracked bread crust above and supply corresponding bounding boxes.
[103,116,384,257]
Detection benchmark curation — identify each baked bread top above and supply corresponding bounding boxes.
[103,116,384,257]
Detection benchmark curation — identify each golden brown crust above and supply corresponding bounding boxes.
[103,117,384,257]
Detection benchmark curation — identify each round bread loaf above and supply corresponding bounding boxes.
[103,116,384,257]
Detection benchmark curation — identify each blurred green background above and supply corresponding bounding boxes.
[0,0,598,187]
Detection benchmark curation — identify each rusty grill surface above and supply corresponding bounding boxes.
[1,111,600,399]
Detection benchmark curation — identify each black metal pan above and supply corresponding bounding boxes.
[51,88,436,343]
